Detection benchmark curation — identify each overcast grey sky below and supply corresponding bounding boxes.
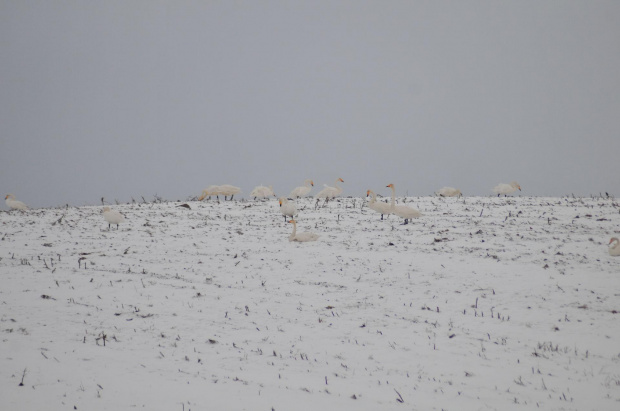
[2,1,619,208]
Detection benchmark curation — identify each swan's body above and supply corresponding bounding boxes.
[288,219,319,242]
[436,187,462,197]
[493,181,521,196]
[198,185,222,201]
[366,189,391,220]
[609,237,620,257]
[5,194,28,211]
[102,206,125,230]
[279,197,297,221]
[316,178,344,199]
[289,179,314,198]
[387,184,422,224]
[218,185,241,200]
[251,185,276,199]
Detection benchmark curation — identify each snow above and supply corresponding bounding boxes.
[1,195,619,410]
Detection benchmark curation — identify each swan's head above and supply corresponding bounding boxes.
[386,184,394,188]
[338,178,344,183]
[102,206,111,213]
[310,180,314,186]
[366,190,371,196]
[5,194,15,200]
[197,189,209,201]
[456,189,463,196]
[511,181,521,191]
[610,237,619,245]
[278,197,285,206]
[288,219,296,224]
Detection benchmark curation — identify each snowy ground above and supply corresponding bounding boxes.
[1,195,619,410]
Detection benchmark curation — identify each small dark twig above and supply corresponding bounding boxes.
[19,368,26,386]
[52,214,64,226]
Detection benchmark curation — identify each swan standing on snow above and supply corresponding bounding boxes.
[493,181,521,197]
[5,194,28,211]
[198,185,240,200]
[288,219,319,242]
[102,207,125,230]
[316,178,344,199]
[366,189,391,220]
[609,238,620,257]
[279,197,297,222]
[387,184,422,225]
[436,187,462,197]
[289,180,314,198]
[250,185,276,200]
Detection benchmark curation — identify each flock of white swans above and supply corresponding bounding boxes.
[4,182,620,254]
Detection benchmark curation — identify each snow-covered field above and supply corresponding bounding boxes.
[1,195,619,410]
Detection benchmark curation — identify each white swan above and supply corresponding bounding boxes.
[279,197,297,222]
[316,178,344,199]
[102,206,125,230]
[289,179,314,198]
[198,185,222,201]
[366,189,391,220]
[198,185,240,200]
[288,219,319,242]
[436,187,462,197]
[609,237,620,257]
[218,185,241,200]
[493,181,521,196]
[387,184,422,224]
[250,185,276,199]
[5,194,28,211]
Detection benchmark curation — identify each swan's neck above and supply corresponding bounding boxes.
[368,190,376,203]
[390,186,396,209]
[334,180,344,195]
[290,222,297,240]
[612,238,620,249]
